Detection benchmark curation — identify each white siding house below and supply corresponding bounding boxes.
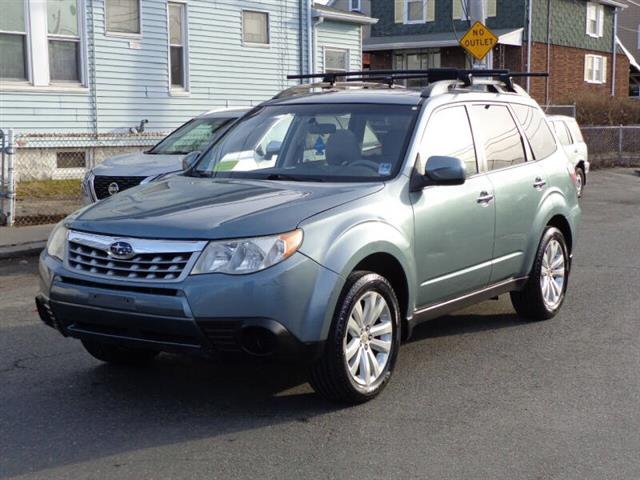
[0,0,375,179]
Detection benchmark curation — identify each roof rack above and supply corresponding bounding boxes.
[279,69,548,99]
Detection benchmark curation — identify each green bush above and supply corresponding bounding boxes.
[560,94,640,126]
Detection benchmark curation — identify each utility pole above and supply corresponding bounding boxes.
[467,0,492,69]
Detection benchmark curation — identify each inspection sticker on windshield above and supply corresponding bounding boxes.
[378,163,392,175]
[314,137,325,155]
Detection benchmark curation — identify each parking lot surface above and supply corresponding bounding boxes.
[1,168,639,480]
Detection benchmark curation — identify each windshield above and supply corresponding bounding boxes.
[192,104,418,181]
[148,116,238,155]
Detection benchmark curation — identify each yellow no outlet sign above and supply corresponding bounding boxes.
[460,21,498,61]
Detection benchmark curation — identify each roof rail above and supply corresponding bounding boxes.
[273,81,404,100]
[283,69,548,98]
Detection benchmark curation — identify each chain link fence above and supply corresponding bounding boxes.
[1,124,639,227]
[0,132,165,227]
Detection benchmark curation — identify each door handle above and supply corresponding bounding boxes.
[533,177,547,190]
[477,191,494,205]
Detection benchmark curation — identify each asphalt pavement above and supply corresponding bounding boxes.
[1,168,639,480]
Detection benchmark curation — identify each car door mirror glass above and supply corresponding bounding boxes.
[182,151,201,171]
[424,156,466,186]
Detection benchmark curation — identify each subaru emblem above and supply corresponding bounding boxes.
[107,182,120,196]
[109,241,135,259]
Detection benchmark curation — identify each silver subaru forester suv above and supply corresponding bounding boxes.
[37,69,580,403]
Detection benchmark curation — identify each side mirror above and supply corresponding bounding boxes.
[262,140,282,160]
[424,156,466,186]
[182,151,201,171]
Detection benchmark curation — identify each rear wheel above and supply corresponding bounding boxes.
[576,167,586,197]
[82,340,159,365]
[309,271,401,404]
[510,227,570,321]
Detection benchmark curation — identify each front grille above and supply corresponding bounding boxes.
[68,241,193,281]
[93,175,147,199]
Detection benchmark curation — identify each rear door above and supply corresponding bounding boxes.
[412,105,496,307]
[469,103,546,283]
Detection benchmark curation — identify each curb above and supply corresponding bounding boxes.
[0,241,46,260]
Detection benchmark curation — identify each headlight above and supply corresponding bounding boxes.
[46,222,68,261]
[191,229,303,275]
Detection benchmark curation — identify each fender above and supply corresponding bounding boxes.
[299,216,417,341]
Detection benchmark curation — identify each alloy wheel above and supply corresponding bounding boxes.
[343,291,393,387]
[540,239,566,309]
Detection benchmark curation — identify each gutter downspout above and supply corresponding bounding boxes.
[526,0,533,92]
[545,0,552,105]
[299,0,305,80]
[612,7,618,96]
[311,17,324,75]
[307,2,314,76]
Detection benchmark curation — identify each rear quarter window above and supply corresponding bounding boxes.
[566,120,585,143]
[512,105,557,160]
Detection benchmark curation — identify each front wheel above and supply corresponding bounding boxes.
[309,272,401,404]
[510,227,570,321]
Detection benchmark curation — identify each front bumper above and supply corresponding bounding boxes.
[36,251,341,360]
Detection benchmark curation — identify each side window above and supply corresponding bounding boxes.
[552,121,572,146]
[511,105,557,160]
[421,106,478,175]
[567,120,584,143]
[470,104,526,171]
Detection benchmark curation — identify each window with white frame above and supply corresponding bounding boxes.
[48,0,81,82]
[586,2,604,38]
[350,0,361,12]
[0,1,28,80]
[584,54,607,84]
[168,2,188,90]
[243,10,269,45]
[406,0,426,23]
[324,48,349,73]
[1,0,86,86]
[106,0,141,35]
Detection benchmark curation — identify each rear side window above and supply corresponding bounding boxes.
[421,106,478,175]
[566,120,584,143]
[512,105,557,160]
[470,104,526,171]
[552,121,572,146]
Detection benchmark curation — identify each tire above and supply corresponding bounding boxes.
[82,340,159,365]
[309,271,401,404]
[576,167,586,198]
[510,227,570,321]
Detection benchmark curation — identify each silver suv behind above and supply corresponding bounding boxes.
[82,108,248,203]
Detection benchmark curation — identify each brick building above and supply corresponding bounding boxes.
[364,0,630,104]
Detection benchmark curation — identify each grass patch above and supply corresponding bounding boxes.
[17,179,81,200]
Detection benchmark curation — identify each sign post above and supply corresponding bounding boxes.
[459,21,498,67]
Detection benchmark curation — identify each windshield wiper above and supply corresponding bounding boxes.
[265,173,324,182]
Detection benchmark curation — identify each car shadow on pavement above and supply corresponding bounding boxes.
[408,311,523,343]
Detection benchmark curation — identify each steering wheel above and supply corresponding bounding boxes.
[348,160,380,172]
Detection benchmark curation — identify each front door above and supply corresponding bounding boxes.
[469,103,547,282]
[412,105,496,308]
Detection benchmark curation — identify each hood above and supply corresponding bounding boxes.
[91,151,184,178]
[68,175,383,239]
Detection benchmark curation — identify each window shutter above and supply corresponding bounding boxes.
[453,0,463,20]
[426,0,435,22]
[486,0,497,18]
[597,6,604,37]
[395,0,404,23]
[602,56,607,83]
[584,55,590,82]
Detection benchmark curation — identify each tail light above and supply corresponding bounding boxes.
[567,163,578,186]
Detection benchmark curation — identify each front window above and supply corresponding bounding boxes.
[350,0,361,12]
[584,54,607,84]
[243,10,269,45]
[47,0,81,82]
[193,104,418,182]
[106,0,141,35]
[168,2,188,90]
[148,116,237,155]
[406,0,425,23]
[0,0,27,80]
[324,48,348,73]
[586,2,604,38]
